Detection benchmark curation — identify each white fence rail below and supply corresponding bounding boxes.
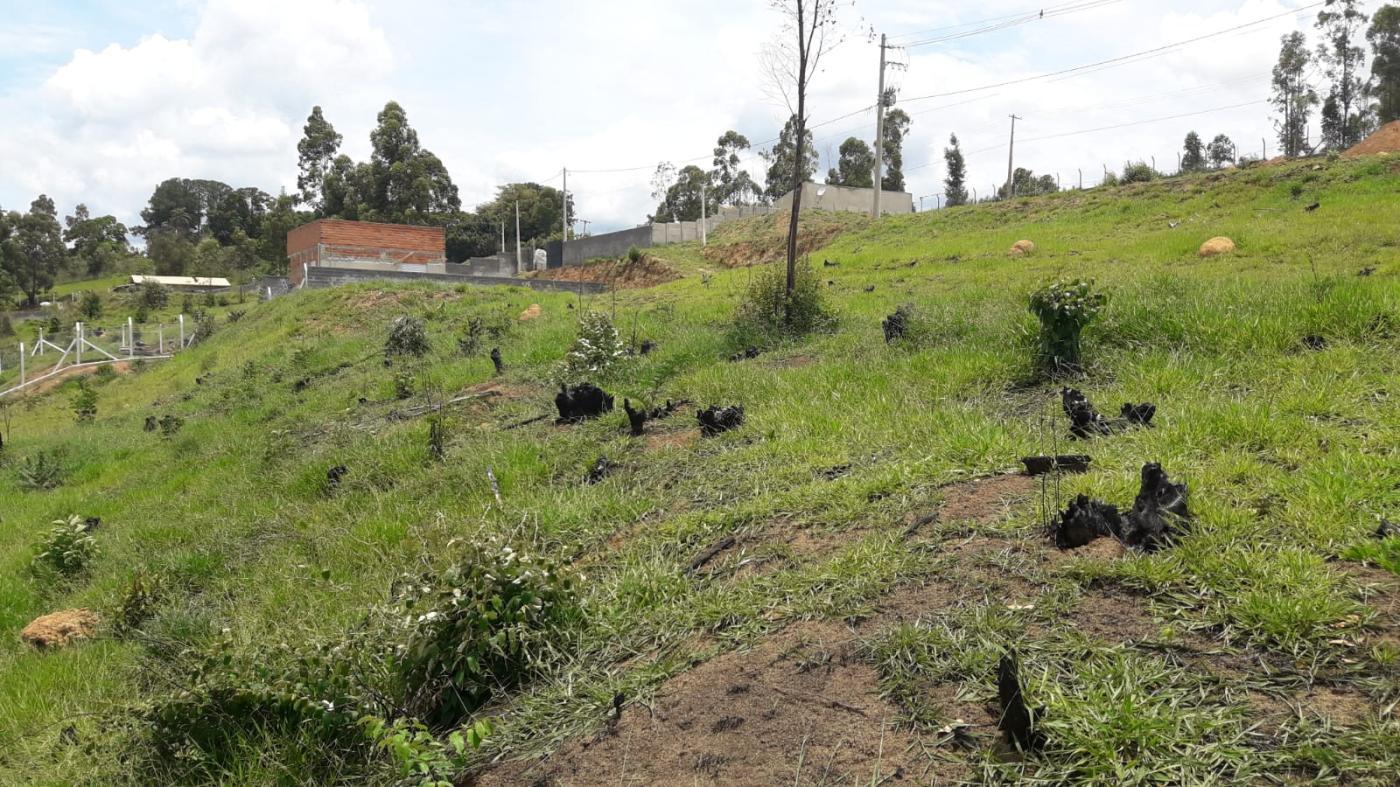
[0,316,195,399]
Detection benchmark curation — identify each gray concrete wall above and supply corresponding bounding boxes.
[772,182,913,216]
[546,184,907,270]
[303,265,603,294]
[561,225,654,266]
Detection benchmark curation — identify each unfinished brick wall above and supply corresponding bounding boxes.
[286,219,446,286]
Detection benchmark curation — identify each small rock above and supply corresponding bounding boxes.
[1198,237,1235,257]
[21,609,98,650]
[1009,239,1036,257]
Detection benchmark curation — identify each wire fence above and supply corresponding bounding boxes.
[0,316,195,397]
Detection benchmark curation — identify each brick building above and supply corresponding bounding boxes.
[286,218,447,286]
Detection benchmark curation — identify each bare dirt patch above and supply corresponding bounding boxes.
[9,360,134,398]
[934,474,1036,527]
[1345,120,1400,157]
[702,212,869,269]
[644,428,700,451]
[480,621,957,787]
[527,257,681,290]
[466,380,533,401]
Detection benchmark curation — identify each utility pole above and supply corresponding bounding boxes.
[1004,114,1021,200]
[872,33,888,218]
[514,200,522,272]
[1078,168,1083,189]
[700,183,708,246]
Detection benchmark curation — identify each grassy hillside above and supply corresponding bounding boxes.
[1,156,1397,785]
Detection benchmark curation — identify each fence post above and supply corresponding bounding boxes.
[159,324,164,355]
[36,328,44,355]
[19,343,24,385]
[179,315,185,349]
[76,323,83,365]
[128,317,135,358]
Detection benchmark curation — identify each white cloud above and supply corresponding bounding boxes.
[0,0,1329,232]
[1,0,391,221]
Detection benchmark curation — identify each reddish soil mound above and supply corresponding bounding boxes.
[529,257,681,289]
[21,609,98,649]
[480,621,952,786]
[1345,120,1400,157]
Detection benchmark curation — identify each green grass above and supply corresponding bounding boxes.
[0,156,1397,784]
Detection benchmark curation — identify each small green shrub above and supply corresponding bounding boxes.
[18,451,66,490]
[1029,279,1106,375]
[393,371,415,400]
[427,416,446,461]
[1121,162,1159,183]
[732,259,834,343]
[0,315,13,337]
[135,281,169,310]
[389,538,580,728]
[456,312,510,356]
[133,539,573,782]
[555,310,625,384]
[72,381,98,422]
[158,415,184,439]
[94,364,117,382]
[386,316,431,359]
[1101,172,1120,187]
[32,514,99,576]
[79,290,104,319]
[46,314,62,335]
[226,310,245,323]
[193,310,216,341]
[626,245,643,264]
[113,571,164,634]
[180,295,194,314]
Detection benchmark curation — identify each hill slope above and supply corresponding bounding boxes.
[1,156,1397,784]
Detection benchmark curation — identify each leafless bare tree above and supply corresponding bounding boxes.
[763,0,843,303]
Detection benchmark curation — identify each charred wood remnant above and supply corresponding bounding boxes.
[697,405,745,437]
[555,383,614,424]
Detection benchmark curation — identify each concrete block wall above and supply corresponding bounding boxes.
[772,182,913,216]
[302,265,603,294]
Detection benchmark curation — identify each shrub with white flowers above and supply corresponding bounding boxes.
[556,310,626,384]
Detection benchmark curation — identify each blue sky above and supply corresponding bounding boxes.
[0,0,1337,233]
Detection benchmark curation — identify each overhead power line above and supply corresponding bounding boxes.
[900,0,1127,49]
[904,98,1268,173]
[897,2,1324,105]
[886,0,1125,42]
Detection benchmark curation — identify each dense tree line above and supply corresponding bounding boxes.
[1,196,136,306]
[1267,1,1400,155]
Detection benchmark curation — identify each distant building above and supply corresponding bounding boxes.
[286,218,446,287]
[122,275,231,292]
